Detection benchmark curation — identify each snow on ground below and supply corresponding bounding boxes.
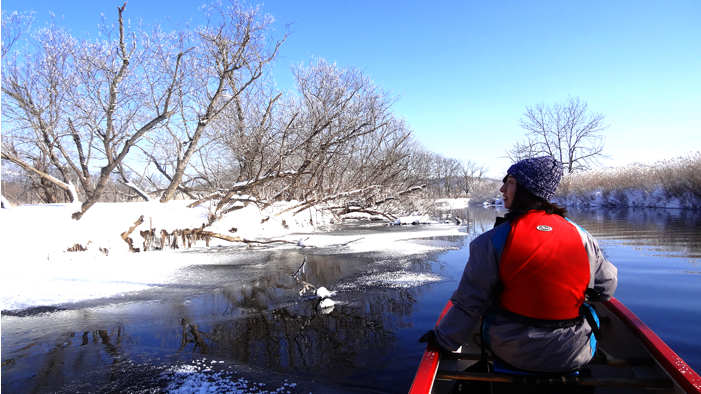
[434,198,470,209]
[0,200,464,312]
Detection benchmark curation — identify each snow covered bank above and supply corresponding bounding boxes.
[477,187,698,210]
[434,198,470,209]
[0,200,465,311]
[552,187,700,209]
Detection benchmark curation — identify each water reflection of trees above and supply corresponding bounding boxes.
[181,289,417,383]
[4,293,414,390]
[566,207,701,264]
[2,326,131,393]
[157,248,442,386]
[444,205,701,264]
[170,252,426,383]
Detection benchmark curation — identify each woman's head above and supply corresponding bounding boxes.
[501,156,567,216]
[506,156,563,201]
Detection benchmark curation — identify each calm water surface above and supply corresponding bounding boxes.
[2,206,700,393]
[565,207,701,370]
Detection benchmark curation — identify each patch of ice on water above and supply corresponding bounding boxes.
[350,271,443,289]
[164,360,306,394]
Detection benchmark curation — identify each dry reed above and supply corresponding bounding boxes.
[554,152,700,209]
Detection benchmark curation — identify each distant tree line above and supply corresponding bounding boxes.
[1,3,488,217]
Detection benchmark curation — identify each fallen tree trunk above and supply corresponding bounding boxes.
[133,226,300,252]
[199,230,299,246]
[326,206,396,220]
[274,185,383,218]
[186,191,224,208]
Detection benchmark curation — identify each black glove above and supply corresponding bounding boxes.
[419,330,444,351]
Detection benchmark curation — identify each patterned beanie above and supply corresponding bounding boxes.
[507,156,563,201]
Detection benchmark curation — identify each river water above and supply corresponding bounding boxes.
[2,206,700,393]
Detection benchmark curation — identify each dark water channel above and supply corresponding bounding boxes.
[2,206,700,393]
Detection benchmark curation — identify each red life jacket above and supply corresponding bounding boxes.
[498,210,590,321]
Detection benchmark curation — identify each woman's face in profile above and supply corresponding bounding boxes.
[500,175,517,209]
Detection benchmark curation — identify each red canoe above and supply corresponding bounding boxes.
[410,297,701,393]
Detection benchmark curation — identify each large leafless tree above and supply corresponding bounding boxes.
[506,96,609,173]
[206,58,423,218]
[2,5,188,218]
[155,1,287,203]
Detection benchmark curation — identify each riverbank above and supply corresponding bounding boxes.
[0,199,465,312]
[476,153,700,210]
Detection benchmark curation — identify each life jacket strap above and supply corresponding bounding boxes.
[580,303,602,340]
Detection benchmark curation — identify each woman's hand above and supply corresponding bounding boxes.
[419,330,445,351]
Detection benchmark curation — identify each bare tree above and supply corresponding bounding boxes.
[68,6,189,218]
[506,96,609,173]
[197,75,283,196]
[431,155,461,198]
[459,159,487,197]
[156,1,287,203]
[180,58,427,219]
[205,58,396,211]
[280,59,397,199]
[2,20,79,203]
[2,5,189,218]
[403,143,435,197]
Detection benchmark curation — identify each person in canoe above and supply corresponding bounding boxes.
[420,155,618,375]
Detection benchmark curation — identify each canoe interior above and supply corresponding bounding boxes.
[417,299,700,394]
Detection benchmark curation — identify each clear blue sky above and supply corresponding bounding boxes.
[3,0,700,177]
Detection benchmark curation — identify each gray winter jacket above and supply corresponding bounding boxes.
[435,213,618,373]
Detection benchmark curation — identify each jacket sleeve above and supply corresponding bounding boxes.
[435,231,501,351]
[580,227,618,301]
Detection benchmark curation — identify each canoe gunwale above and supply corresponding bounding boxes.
[408,301,453,394]
[602,298,701,393]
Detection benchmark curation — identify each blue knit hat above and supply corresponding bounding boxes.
[507,156,563,201]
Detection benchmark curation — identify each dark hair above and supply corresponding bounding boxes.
[503,175,567,217]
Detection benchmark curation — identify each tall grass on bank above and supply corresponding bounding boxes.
[554,152,701,209]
